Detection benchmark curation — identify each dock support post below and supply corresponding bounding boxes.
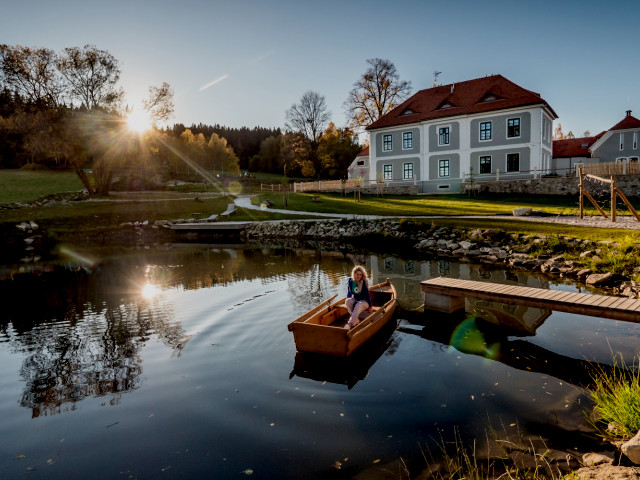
[423,292,465,314]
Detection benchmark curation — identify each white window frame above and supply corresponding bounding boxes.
[383,164,393,180]
[403,162,414,179]
[633,131,638,149]
[507,117,521,138]
[479,155,492,174]
[438,126,450,146]
[402,132,413,149]
[480,121,492,141]
[438,159,450,177]
[620,133,624,151]
[383,134,392,151]
[506,153,520,172]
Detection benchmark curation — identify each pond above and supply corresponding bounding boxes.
[1,243,639,479]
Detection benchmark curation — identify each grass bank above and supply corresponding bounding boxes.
[254,191,601,217]
[0,169,83,204]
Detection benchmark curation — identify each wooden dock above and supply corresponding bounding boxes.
[421,277,640,323]
[170,222,250,232]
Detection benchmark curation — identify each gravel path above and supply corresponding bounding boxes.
[514,214,640,230]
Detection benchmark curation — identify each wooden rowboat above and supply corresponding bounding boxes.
[287,279,397,357]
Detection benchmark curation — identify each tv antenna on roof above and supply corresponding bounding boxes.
[433,71,441,87]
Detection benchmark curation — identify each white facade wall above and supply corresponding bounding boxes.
[368,105,554,192]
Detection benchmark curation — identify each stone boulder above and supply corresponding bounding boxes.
[622,431,640,465]
[513,207,533,216]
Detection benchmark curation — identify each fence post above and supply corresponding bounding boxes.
[496,169,500,181]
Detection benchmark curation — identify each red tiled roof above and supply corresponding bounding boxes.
[367,74,557,130]
[553,137,597,158]
[609,113,640,131]
[356,146,369,157]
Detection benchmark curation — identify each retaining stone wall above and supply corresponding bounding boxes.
[477,174,640,197]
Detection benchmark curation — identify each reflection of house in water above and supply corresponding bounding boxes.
[368,255,551,333]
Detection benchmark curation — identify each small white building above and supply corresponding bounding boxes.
[347,146,370,180]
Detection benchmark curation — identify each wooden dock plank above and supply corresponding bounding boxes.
[421,277,640,323]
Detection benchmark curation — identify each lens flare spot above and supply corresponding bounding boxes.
[449,317,500,358]
[58,245,97,267]
[228,180,243,195]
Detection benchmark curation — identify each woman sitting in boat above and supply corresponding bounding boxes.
[345,265,373,330]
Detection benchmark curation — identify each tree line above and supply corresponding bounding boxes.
[1,44,414,193]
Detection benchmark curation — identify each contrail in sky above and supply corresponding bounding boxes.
[199,74,230,91]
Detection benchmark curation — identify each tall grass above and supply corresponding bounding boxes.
[418,427,576,480]
[586,355,640,442]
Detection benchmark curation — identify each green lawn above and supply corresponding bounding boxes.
[3,171,640,244]
[0,170,84,204]
[254,192,593,217]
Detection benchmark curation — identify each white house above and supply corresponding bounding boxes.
[365,75,558,193]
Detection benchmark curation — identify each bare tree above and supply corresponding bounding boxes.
[57,44,123,111]
[553,123,565,140]
[143,82,174,125]
[285,91,331,143]
[344,58,412,131]
[0,44,63,106]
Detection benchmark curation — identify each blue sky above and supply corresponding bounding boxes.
[2,0,638,138]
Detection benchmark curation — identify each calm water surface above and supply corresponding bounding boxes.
[1,244,639,479]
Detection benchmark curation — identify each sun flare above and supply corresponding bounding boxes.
[141,282,160,300]
[126,109,152,133]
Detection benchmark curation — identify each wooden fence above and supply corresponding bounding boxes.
[579,161,640,176]
[260,183,292,192]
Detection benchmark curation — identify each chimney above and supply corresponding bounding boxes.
[626,110,632,117]
[451,83,454,93]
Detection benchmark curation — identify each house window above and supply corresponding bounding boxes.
[403,162,414,179]
[383,164,392,180]
[439,127,450,145]
[633,132,637,149]
[439,159,450,177]
[403,132,413,149]
[383,134,392,151]
[480,122,492,141]
[356,160,365,166]
[506,153,520,172]
[620,133,624,150]
[542,118,548,140]
[507,118,520,138]
[479,155,491,174]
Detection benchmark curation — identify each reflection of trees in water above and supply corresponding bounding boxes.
[16,297,186,418]
[0,262,188,417]
[0,244,371,417]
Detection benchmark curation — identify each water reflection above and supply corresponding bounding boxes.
[0,243,638,479]
[0,246,593,419]
[0,246,357,418]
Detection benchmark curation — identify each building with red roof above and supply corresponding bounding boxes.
[552,110,640,172]
[364,74,557,193]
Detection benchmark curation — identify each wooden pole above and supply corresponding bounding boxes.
[579,166,584,219]
[611,176,616,222]
[583,191,608,217]
[616,188,640,221]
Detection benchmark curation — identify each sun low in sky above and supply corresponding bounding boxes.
[126,109,153,133]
